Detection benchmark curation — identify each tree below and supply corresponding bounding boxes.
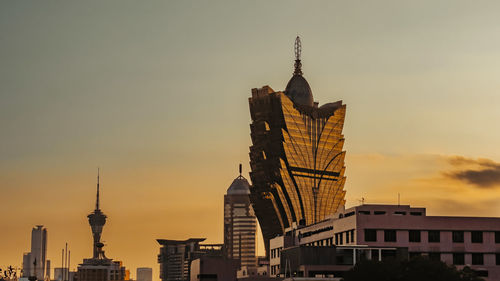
[343,256,484,281]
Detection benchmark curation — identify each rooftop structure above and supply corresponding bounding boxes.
[249,37,347,255]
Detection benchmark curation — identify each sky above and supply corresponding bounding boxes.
[2,1,500,280]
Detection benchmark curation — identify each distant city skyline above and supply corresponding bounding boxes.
[2,1,500,281]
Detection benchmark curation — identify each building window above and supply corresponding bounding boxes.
[364,229,377,242]
[452,231,464,243]
[428,252,441,261]
[453,253,465,265]
[409,230,421,242]
[374,211,386,215]
[495,231,500,243]
[471,231,483,243]
[346,232,350,244]
[335,233,339,245]
[339,232,344,245]
[350,230,355,243]
[428,230,440,243]
[496,253,500,265]
[472,253,484,265]
[384,230,397,242]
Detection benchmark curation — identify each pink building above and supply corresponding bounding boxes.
[269,204,500,280]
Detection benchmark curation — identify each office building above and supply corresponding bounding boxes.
[224,164,257,268]
[157,238,223,281]
[248,36,347,255]
[22,225,48,280]
[269,204,500,280]
[136,268,152,281]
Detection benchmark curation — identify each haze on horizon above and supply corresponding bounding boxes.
[2,1,500,280]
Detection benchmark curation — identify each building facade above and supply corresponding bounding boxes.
[136,267,152,281]
[269,204,500,280]
[224,165,257,268]
[22,225,48,280]
[157,239,223,281]
[249,37,347,255]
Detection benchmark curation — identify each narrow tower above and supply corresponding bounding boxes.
[223,164,257,268]
[87,169,107,259]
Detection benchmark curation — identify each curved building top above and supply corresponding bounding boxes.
[284,36,314,107]
[227,165,251,195]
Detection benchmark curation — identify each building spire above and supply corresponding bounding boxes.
[96,168,100,211]
[293,36,303,76]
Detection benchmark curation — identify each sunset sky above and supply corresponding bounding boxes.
[2,1,500,280]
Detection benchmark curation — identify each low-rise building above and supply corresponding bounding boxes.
[269,204,500,280]
[157,238,223,281]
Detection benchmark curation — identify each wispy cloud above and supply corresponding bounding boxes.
[444,156,500,188]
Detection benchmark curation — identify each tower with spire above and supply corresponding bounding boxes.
[78,170,130,281]
[87,169,108,260]
[223,164,257,268]
[248,36,347,256]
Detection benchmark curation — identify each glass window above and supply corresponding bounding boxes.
[452,231,464,243]
[339,232,344,245]
[496,253,500,265]
[335,233,339,245]
[409,230,421,242]
[428,230,440,243]
[364,229,377,242]
[471,231,483,243]
[495,231,500,244]
[346,232,350,243]
[351,230,355,242]
[384,230,397,242]
[472,253,484,265]
[453,253,465,265]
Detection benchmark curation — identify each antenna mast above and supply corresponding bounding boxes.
[293,36,303,75]
[96,168,100,211]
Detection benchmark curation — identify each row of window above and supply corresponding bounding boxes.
[336,230,355,245]
[365,229,500,243]
[270,265,280,275]
[270,247,282,259]
[410,252,500,266]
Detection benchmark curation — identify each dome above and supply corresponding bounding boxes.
[227,176,251,195]
[285,74,314,107]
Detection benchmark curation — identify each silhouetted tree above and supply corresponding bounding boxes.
[343,256,484,281]
[0,266,18,281]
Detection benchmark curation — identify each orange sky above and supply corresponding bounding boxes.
[2,1,500,280]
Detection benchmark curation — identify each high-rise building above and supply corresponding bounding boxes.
[157,239,222,281]
[248,37,347,255]
[136,268,152,281]
[77,170,130,281]
[223,164,257,268]
[22,225,48,280]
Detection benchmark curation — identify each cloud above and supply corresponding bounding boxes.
[444,156,500,188]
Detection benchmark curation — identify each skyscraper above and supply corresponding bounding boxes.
[248,37,347,255]
[223,164,257,268]
[22,225,48,280]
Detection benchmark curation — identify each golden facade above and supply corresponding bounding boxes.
[248,37,347,255]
